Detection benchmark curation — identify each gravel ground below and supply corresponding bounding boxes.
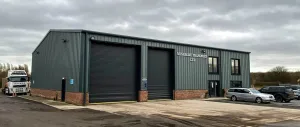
[2,94,300,127]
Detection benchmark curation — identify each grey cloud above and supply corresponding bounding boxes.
[0,0,300,72]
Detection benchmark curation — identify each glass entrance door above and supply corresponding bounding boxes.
[208,80,220,97]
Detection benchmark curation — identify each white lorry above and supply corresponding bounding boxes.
[2,70,29,95]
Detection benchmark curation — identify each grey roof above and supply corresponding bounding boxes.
[34,29,251,54]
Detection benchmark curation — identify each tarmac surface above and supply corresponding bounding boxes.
[1,94,300,127]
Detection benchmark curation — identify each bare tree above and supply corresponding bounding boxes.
[268,66,290,83]
[24,64,29,74]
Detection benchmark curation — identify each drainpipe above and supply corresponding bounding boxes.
[82,32,88,106]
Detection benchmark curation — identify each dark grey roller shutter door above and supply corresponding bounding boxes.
[89,42,139,103]
[148,48,173,100]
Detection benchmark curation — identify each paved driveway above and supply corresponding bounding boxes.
[205,98,300,110]
[86,99,300,126]
[3,94,300,127]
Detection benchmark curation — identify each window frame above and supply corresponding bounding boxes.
[208,56,219,74]
[231,59,241,75]
[230,81,242,88]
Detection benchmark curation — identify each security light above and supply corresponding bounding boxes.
[62,39,68,43]
[90,36,95,40]
[202,50,206,53]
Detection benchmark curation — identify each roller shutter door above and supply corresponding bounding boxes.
[148,48,173,100]
[89,42,139,103]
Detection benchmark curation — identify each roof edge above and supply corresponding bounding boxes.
[82,29,251,54]
[32,29,83,54]
[32,30,51,54]
[37,29,251,54]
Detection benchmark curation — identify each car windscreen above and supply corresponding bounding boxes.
[249,88,260,93]
[8,76,27,82]
[291,86,300,90]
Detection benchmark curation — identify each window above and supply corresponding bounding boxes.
[8,76,27,82]
[208,57,218,74]
[228,89,235,92]
[231,59,240,75]
[243,89,250,93]
[230,81,242,88]
[260,87,269,92]
[234,89,243,93]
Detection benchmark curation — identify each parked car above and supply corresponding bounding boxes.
[290,85,300,100]
[226,88,275,103]
[259,86,294,103]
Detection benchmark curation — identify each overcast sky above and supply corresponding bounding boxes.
[0,0,300,72]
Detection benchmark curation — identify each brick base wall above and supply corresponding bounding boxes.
[138,90,148,102]
[174,90,208,100]
[30,88,88,106]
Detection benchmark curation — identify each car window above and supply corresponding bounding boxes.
[285,87,293,92]
[243,89,250,93]
[228,89,234,92]
[234,89,244,93]
[261,87,269,92]
[269,87,277,92]
[291,86,297,90]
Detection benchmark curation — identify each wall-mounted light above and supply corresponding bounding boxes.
[201,50,206,53]
[90,36,95,40]
[36,51,40,54]
[62,39,68,43]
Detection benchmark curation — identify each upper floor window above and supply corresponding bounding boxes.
[208,57,218,74]
[231,59,240,75]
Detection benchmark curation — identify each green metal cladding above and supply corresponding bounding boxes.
[31,29,250,93]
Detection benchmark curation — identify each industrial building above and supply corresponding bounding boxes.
[31,29,250,105]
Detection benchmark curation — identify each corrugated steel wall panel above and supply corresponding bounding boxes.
[88,34,239,90]
[221,51,250,88]
[31,31,82,92]
[32,31,250,93]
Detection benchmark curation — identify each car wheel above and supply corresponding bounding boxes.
[231,96,237,101]
[275,95,283,102]
[284,99,291,103]
[255,97,263,104]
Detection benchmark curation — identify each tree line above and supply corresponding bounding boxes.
[251,66,300,87]
[0,63,30,79]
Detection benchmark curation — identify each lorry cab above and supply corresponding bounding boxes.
[3,70,29,95]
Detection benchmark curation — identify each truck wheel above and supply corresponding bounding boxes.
[5,88,9,95]
[275,95,283,102]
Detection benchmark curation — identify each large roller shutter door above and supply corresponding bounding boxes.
[89,42,140,103]
[148,48,173,100]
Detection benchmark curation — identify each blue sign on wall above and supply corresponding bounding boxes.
[70,79,74,85]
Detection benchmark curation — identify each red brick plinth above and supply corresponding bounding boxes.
[138,90,148,102]
[174,90,208,100]
[30,88,88,106]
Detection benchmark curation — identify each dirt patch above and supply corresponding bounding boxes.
[83,114,124,121]
[196,114,260,127]
[124,120,142,126]
[164,111,195,117]
[146,122,176,127]
[155,114,204,127]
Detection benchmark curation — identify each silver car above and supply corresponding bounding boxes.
[226,88,275,103]
[290,85,300,100]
